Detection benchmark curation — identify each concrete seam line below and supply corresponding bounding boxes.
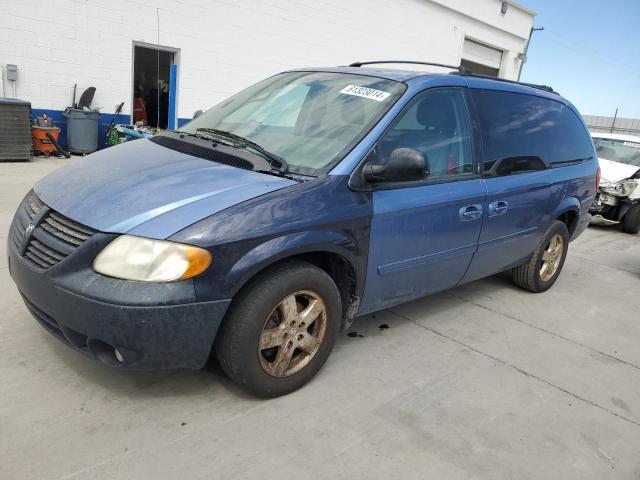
[387,309,640,429]
[568,252,639,277]
[447,291,640,372]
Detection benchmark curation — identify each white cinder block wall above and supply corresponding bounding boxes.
[0,0,533,122]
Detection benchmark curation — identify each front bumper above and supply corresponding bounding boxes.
[589,192,620,222]
[8,232,230,370]
[590,214,619,226]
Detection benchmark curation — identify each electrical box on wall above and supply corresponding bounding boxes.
[6,64,18,81]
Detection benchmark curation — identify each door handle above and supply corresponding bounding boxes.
[459,204,483,221]
[488,201,509,217]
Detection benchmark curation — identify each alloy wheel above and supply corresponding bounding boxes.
[540,233,564,282]
[258,290,327,377]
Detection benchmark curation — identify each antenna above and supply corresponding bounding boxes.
[156,8,160,129]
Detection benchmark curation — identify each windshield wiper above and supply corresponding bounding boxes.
[195,128,288,174]
[175,129,232,144]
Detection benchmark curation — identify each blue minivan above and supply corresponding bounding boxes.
[8,62,598,397]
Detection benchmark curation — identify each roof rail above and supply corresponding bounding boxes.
[348,60,556,94]
[349,60,471,73]
[453,71,556,93]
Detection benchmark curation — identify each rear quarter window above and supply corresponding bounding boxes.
[471,89,593,177]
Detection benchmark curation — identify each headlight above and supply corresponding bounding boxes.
[93,235,212,282]
[600,179,638,197]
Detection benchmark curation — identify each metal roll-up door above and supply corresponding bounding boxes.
[461,39,503,77]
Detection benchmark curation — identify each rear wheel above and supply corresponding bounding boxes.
[215,261,341,397]
[512,220,569,293]
[621,204,640,234]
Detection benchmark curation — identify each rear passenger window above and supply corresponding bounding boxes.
[471,89,593,177]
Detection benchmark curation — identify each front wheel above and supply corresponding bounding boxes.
[621,204,640,234]
[512,220,569,293]
[215,261,342,397]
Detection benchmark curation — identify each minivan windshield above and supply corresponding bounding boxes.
[179,72,406,175]
[593,137,640,167]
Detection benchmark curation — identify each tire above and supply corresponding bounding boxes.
[512,220,570,293]
[621,204,640,234]
[215,261,342,398]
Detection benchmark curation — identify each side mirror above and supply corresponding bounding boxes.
[362,148,427,183]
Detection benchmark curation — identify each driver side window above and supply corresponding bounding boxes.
[379,89,473,180]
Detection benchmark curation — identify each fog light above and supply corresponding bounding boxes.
[114,348,124,363]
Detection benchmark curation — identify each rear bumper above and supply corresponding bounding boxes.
[8,233,230,370]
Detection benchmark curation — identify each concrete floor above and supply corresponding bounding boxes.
[2,156,640,480]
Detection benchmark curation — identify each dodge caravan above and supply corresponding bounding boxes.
[8,62,598,397]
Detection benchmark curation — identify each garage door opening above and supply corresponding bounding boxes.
[461,39,503,77]
[132,44,178,129]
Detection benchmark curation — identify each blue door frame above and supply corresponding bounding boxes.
[168,63,177,130]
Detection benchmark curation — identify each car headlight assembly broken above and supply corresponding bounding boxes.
[600,179,638,197]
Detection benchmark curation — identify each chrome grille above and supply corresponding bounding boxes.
[41,212,95,246]
[10,191,44,251]
[11,191,97,269]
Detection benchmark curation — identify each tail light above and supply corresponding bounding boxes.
[595,166,601,191]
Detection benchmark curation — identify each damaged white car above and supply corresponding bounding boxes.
[589,133,640,234]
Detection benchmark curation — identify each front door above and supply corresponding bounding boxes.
[359,88,486,314]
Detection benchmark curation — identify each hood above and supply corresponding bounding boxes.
[34,139,297,239]
[598,157,640,184]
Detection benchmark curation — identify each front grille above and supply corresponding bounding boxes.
[10,191,44,250]
[11,191,97,269]
[40,211,96,246]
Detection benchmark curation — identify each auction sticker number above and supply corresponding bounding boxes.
[340,85,390,102]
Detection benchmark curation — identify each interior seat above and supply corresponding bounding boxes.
[403,96,459,176]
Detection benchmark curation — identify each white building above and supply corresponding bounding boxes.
[0,0,535,145]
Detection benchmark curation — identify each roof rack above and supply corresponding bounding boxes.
[453,71,556,93]
[348,60,556,94]
[349,60,471,73]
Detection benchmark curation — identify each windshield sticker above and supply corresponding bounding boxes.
[623,141,640,149]
[340,85,391,102]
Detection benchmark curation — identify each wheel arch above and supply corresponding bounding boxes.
[552,197,581,236]
[556,209,578,236]
[226,231,365,330]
